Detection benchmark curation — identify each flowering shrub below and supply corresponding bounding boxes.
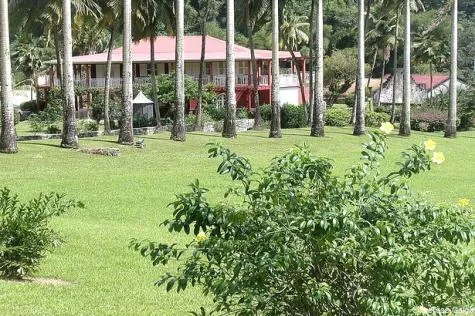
[132,125,474,315]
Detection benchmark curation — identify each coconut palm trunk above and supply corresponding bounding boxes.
[399,0,411,136]
[269,0,281,138]
[311,0,324,137]
[0,0,18,153]
[353,0,366,136]
[103,26,115,135]
[444,0,457,138]
[246,1,263,129]
[171,0,186,141]
[308,0,315,126]
[195,13,207,130]
[119,0,134,145]
[222,0,237,138]
[61,0,79,148]
[390,10,400,123]
[288,49,307,106]
[150,35,161,127]
[53,29,63,91]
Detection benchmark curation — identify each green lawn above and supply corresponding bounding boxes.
[0,126,474,315]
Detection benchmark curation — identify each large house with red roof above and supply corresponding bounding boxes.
[38,35,309,112]
[375,69,467,105]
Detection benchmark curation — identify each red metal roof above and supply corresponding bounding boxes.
[412,74,449,90]
[71,35,298,64]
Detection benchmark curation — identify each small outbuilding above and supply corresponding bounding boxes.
[374,69,468,105]
[133,91,154,119]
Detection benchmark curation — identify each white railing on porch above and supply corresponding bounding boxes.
[47,73,302,89]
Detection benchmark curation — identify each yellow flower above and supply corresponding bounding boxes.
[423,139,436,151]
[379,122,394,134]
[196,231,207,242]
[458,198,470,207]
[431,152,445,165]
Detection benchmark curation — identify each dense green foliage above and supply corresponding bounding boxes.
[132,131,475,315]
[281,104,307,128]
[325,107,351,126]
[0,188,83,279]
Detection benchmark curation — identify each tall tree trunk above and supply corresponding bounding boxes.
[429,62,433,107]
[445,0,457,138]
[61,0,79,148]
[311,0,324,137]
[195,13,208,130]
[119,0,134,145]
[288,48,307,107]
[390,10,400,124]
[222,0,237,138]
[308,0,315,126]
[150,35,161,127]
[353,0,366,136]
[0,0,17,153]
[377,60,386,108]
[53,29,64,91]
[171,0,186,141]
[246,1,263,129]
[367,50,377,87]
[269,0,281,138]
[103,26,115,135]
[399,0,411,136]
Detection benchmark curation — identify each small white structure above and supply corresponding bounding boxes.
[133,91,154,119]
[374,69,468,105]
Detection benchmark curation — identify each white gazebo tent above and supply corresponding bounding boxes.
[133,91,154,119]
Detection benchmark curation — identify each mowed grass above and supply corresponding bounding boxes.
[0,125,474,315]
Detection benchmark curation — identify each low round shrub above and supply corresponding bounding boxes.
[365,111,390,127]
[0,188,83,279]
[78,119,99,133]
[411,111,449,132]
[325,107,351,126]
[258,104,272,121]
[204,106,226,121]
[46,123,61,134]
[236,108,249,120]
[281,104,307,128]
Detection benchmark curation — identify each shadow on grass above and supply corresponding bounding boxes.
[20,142,63,149]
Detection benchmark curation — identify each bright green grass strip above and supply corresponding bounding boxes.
[0,127,474,315]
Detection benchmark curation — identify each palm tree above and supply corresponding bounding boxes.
[222,0,237,138]
[134,0,175,128]
[310,0,324,137]
[171,0,186,141]
[0,0,18,153]
[280,12,309,106]
[191,0,222,129]
[118,0,134,145]
[61,0,79,148]
[399,0,412,136]
[269,0,281,138]
[97,0,119,135]
[308,0,316,126]
[445,0,457,138]
[353,0,366,136]
[390,8,401,123]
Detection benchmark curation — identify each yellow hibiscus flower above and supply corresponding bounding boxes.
[431,152,445,165]
[458,198,470,207]
[423,139,436,151]
[196,231,207,242]
[379,122,394,134]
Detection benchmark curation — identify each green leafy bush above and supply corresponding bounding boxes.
[46,123,61,134]
[236,108,249,120]
[259,104,272,121]
[0,188,83,279]
[204,106,226,121]
[365,111,390,127]
[77,119,99,133]
[132,131,474,315]
[281,104,307,128]
[325,107,351,126]
[410,110,460,132]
